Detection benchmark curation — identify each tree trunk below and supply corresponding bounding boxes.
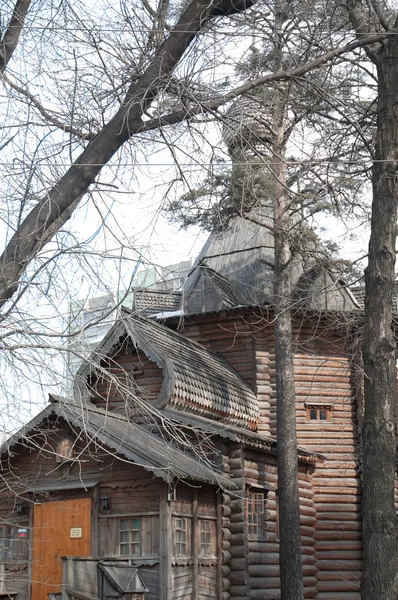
[273,105,304,600]
[361,34,398,600]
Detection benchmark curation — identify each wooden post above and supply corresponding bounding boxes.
[159,483,171,600]
[192,489,198,600]
[0,564,5,594]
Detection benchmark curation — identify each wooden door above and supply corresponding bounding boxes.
[31,498,91,600]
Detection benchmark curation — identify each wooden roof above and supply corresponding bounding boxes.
[75,312,259,430]
[133,289,181,316]
[183,208,359,315]
[162,408,324,464]
[0,396,237,489]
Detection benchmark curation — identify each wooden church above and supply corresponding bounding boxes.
[0,89,366,600]
[0,208,365,600]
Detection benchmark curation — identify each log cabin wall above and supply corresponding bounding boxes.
[243,450,317,600]
[89,343,164,414]
[222,444,246,600]
[175,308,361,599]
[0,417,165,600]
[291,319,361,600]
[174,310,257,390]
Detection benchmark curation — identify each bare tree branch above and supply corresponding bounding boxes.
[2,74,95,141]
[0,1,392,313]
[139,27,398,132]
[0,0,31,73]
[0,0,252,308]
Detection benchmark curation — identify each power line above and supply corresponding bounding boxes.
[0,160,383,166]
[3,25,397,35]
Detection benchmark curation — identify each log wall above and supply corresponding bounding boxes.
[175,311,257,390]
[179,309,362,599]
[90,344,164,414]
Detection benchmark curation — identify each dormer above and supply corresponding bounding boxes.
[74,312,259,430]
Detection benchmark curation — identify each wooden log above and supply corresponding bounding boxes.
[229,546,246,558]
[316,594,360,600]
[317,571,361,581]
[222,578,231,591]
[222,540,231,551]
[229,512,245,524]
[229,499,243,511]
[317,581,360,592]
[229,533,245,545]
[229,558,246,571]
[315,541,362,551]
[228,585,247,596]
[221,505,232,517]
[229,522,244,534]
[248,564,280,577]
[222,528,232,540]
[316,560,362,571]
[222,565,231,577]
[316,550,362,560]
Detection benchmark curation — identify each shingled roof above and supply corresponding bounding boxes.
[161,408,324,465]
[133,289,181,317]
[76,312,259,430]
[183,208,359,315]
[0,397,236,489]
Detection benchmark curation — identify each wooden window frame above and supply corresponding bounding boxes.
[199,519,216,558]
[118,518,141,557]
[0,525,12,561]
[174,517,188,556]
[247,490,267,539]
[305,404,332,421]
[0,524,28,562]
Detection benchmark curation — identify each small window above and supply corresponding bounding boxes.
[200,520,211,555]
[119,518,141,556]
[247,491,266,538]
[174,518,187,556]
[306,406,331,421]
[199,519,216,557]
[0,525,28,561]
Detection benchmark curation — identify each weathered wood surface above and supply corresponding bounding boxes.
[90,343,163,413]
[180,309,362,599]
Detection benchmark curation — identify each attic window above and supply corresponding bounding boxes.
[119,518,141,556]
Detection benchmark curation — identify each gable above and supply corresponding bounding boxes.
[87,339,164,415]
[184,265,238,314]
[293,267,359,311]
[0,414,163,499]
[76,314,259,430]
